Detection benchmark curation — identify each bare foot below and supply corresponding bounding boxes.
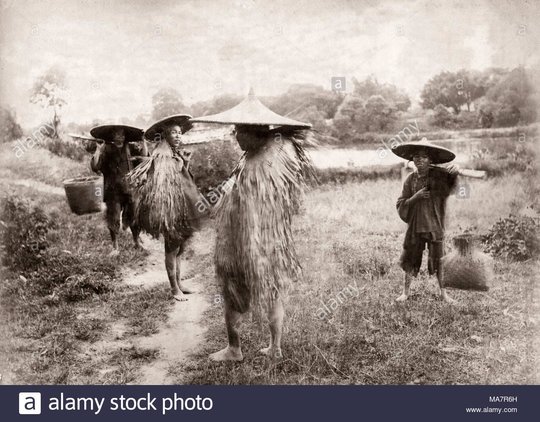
[259,346,283,358]
[395,293,408,302]
[209,346,243,362]
[442,293,457,305]
[172,291,188,302]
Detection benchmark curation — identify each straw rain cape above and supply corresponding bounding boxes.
[127,140,201,241]
[215,130,313,314]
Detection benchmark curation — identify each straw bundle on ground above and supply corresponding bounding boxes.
[127,140,201,241]
[215,130,313,314]
[441,234,492,291]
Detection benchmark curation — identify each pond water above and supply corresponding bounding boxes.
[309,137,496,169]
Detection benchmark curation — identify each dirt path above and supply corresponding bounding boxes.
[122,232,211,384]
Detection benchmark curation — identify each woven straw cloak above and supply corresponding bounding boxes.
[214,130,313,313]
[127,140,202,242]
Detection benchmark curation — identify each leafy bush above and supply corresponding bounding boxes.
[1,195,114,299]
[482,214,540,261]
[189,139,242,193]
[42,135,87,162]
[431,104,455,128]
[1,196,56,271]
[0,106,23,142]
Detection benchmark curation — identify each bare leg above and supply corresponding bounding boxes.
[209,299,244,361]
[106,200,121,256]
[130,225,145,250]
[260,296,284,358]
[175,249,194,294]
[396,272,413,302]
[164,239,187,301]
[437,260,456,304]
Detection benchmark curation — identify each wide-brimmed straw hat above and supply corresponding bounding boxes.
[392,137,455,164]
[191,88,311,128]
[90,125,144,143]
[144,114,193,142]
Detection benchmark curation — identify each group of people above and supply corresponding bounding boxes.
[85,89,460,362]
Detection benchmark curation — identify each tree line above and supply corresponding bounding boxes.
[1,66,537,145]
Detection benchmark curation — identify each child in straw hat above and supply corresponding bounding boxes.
[392,138,460,304]
[128,115,202,301]
[192,90,313,361]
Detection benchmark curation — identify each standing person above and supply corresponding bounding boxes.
[89,125,148,255]
[192,89,314,361]
[128,115,202,301]
[392,138,460,303]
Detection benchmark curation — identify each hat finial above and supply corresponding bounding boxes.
[248,87,255,98]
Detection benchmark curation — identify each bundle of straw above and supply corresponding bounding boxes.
[214,130,313,314]
[441,234,492,291]
[127,141,201,241]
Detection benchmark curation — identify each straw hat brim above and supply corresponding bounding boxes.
[392,141,455,164]
[90,125,144,143]
[191,94,311,128]
[144,114,193,141]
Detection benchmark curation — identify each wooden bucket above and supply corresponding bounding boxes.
[63,176,103,215]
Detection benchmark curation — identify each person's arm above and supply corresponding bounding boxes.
[397,174,429,222]
[179,149,192,172]
[90,143,105,173]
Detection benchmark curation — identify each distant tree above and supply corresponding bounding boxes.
[0,106,23,142]
[292,105,327,132]
[30,66,68,138]
[421,70,489,115]
[190,94,242,117]
[332,94,366,139]
[353,76,411,112]
[431,104,455,128]
[478,67,537,127]
[151,88,186,120]
[364,95,395,131]
[268,84,343,120]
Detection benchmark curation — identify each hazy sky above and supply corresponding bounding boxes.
[1,0,539,127]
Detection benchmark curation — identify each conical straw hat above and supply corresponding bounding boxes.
[392,137,455,164]
[191,88,311,128]
[144,114,193,141]
[90,125,144,144]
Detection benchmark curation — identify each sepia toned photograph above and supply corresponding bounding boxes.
[0,0,538,387]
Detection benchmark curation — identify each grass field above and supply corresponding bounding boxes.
[177,174,539,385]
[0,140,538,385]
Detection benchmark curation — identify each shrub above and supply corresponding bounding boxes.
[189,139,242,193]
[0,107,23,143]
[1,195,115,299]
[431,104,455,128]
[482,214,540,261]
[42,135,87,162]
[1,196,56,271]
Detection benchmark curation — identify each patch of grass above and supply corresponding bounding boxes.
[315,164,401,185]
[181,172,538,385]
[0,181,162,384]
[111,287,173,336]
